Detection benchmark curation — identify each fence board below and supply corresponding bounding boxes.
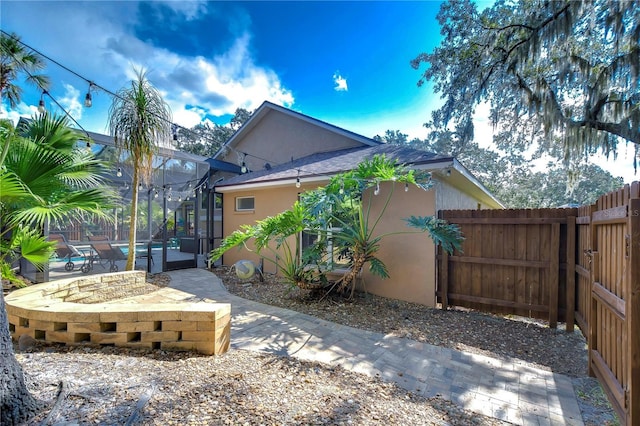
[438,185,640,424]
[438,208,574,326]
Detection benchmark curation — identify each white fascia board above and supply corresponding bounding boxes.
[215,175,331,193]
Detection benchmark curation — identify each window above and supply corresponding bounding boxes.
[300,227,350,269]
[235,196,255,211]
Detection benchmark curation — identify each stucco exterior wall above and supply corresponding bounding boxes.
[221,183,319,274]
[218,111,364,172]
[359,182,437,306]
[220,179,491,308]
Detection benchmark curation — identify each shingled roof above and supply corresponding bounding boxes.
[216,144,453,189]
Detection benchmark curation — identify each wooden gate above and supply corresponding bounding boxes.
[586,182,640,424]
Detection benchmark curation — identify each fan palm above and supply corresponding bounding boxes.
[0,32,50,108]
[108,68,171,270]
[0,115,114,425]
[0,116,114,274]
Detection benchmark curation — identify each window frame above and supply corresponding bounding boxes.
[235,196,255,212]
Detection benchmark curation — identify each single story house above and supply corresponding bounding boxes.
[210,101,503,307]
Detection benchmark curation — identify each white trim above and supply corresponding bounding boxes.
[217,175,331,193]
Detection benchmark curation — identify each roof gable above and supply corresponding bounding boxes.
[213,101,382,171]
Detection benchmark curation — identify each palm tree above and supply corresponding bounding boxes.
[108,68,171,270]
[0,115,114,425]
[0,32,50,108]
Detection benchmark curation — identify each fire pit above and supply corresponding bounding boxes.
[4,271,230,355]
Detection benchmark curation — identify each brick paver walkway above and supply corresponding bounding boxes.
[168,268,584,425]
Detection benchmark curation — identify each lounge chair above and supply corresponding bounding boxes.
[86,235,127,273]
[49,233,89,272]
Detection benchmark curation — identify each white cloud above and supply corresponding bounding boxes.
[2,1,294,132]
[58,84,83,121]
[333,72,348,92]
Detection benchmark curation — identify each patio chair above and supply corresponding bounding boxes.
[49,233,90,272]
[86,235,127,273]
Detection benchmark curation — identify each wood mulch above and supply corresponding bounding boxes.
[9,269,619,425]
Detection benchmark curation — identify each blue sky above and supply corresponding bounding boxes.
[1,0,637,182]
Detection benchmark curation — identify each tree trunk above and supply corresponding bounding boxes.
[127,167,140,271]
[0,289,41,425]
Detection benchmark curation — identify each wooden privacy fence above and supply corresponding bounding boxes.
[437,208,577,330]
[576,183,640,424]
[437,181,640,425]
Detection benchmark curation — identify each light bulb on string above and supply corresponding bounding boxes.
[295,170,301,188]
[154,190,159,199]
[339,181,344,195]
[374,181,380,196]
[84,83,92,108]
[178,195,182,203]
[116,167,122,178]
[405,182,409,192]
[241,162,248,173]
[38,91,46,113]
[167,193,172,201]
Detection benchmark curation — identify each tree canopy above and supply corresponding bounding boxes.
[176,108,251,157]
[412,0,639,166]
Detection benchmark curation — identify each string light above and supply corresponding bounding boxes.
[84,83,92,107]
[339,181,344,195]
[374,181,380,196]
[2,32,429,190]
[296,170,301,188]
[154,189,159,198]
[116,167,122,177]
[405,182,409,192]
[38,91,46,113]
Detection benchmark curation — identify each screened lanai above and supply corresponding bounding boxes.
[36,128,241,282]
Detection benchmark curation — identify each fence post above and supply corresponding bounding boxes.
[548,223,560,328]
[440,250,449,310]
[626,198,640,425]
[566,216,576,332]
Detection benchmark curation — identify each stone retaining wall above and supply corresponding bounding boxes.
[5,271,230,355]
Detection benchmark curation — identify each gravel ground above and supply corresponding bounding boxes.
[9,269,620,425]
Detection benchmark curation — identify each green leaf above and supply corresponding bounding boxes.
[404,215,464,254]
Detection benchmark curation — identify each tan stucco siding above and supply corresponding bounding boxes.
[360,182,437,306]
[220,111,364,172]
[221,183,320,275]
[434,179,489,211]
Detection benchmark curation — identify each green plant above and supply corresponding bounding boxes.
[210,201,326,289]
[212,154,463,297]
[108,68,171,270]
[0,115,115,279]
